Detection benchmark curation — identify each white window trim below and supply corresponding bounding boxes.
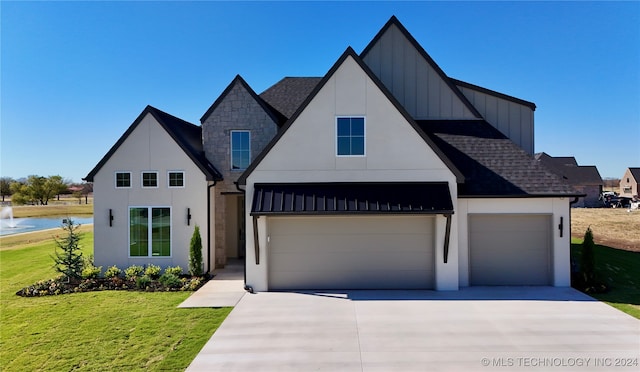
[115,171,132,189]
[230,130,251,171]
[141,171,159,188]
[128,206,172,258]
[167,171,185,188]
[335,116,366,157]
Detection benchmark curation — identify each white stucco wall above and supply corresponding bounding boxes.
[457,197,571,287]
[93,113,212,273]
[245,55,458,291]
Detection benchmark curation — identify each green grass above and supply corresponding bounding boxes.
[571,238,640,319]
[10,203,93,218]
[0,230,231,371]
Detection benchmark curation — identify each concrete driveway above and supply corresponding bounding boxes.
[187,287,639,371]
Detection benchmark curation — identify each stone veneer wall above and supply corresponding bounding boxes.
[201,81,278,267]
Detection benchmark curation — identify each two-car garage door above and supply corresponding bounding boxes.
[268,216,434,290]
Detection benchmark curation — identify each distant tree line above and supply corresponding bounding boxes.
[0,175,92,205]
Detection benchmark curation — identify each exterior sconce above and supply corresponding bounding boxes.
[558,216,563,237]
[109,209,114,227]
[187,208,191,226]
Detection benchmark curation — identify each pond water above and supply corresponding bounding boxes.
[0,216,93,236]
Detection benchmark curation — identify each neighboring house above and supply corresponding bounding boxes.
[535,152,603,207]
[86,16,579,289]
[620,167,640,198]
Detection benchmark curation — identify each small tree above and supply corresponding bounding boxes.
[52,219,84,282]
[581,226,596,285]
[189,225,203,276]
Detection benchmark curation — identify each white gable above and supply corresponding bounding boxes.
[363,23,477,120]
[249,54,456,184]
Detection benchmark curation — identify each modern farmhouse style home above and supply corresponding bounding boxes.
[85,16,580,291]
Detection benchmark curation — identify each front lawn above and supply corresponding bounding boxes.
[0,230,231,371]
[571,238,640,319]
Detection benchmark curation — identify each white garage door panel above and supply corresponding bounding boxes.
[470,215,551,286]
[268,216,434,290]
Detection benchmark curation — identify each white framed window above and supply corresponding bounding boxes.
[115,172,131,188]
[168,171,185,188]
[230,130,250,170]
[129,206,171,257]
[141,171,158,188]
[336,117,365,156]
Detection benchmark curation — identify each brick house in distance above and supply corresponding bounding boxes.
[620,167,640,199]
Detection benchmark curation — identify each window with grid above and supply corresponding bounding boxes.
[336,117,365,156]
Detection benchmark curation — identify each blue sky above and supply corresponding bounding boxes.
[1,1,638,182]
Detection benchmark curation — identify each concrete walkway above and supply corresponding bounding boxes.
[178,260,245,308]
[187,287,640,371]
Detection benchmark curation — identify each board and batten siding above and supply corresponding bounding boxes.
[362,23,476,120]
[457,85,535,154]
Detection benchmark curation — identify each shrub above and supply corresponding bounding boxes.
[189,225,203,276]
[51,219,84,281]
[159,273,182,288]
[182,277,203,291]
[81,265,102,279]
[164,266,183,276]
[124,265,144,280]
[581,227,596,284]
[104,265,122,279]
[144,264,162,279]
[136,275,152,289]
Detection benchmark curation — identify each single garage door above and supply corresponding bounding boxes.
[268,216,434,290]
[470,214,551,286]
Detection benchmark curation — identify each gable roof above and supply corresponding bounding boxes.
[452,78,537,111]
[360,16,482,119]
[200,74,283,125]
[627,168,640,182]
[535,152,602,186]
[418,120,580,197]
[84,105,222,182]
[237,47,465,185]
[259,77,322,120]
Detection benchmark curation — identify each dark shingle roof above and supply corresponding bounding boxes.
[418,120,580,197]
[628,168,640,182]
[259,77,322,120]
[534,153,602,186]
[84,105,222,182]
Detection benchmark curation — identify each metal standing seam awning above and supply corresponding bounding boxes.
[250,182,454,264]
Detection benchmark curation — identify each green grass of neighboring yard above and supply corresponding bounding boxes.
[0,230,231,371]
[9,203,93,218]
[571,238,640,319]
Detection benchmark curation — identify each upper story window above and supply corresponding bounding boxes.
[168,171,184,188]
[115,172,131,188]
[141,171,158,188]
[336,117,365,156]
[231,130,250,170]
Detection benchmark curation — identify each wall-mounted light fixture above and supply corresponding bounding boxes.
[558,216,563,237]
[187,208,191,226]
[109,209,114,227]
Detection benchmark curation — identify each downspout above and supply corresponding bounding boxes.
[443,213,452,263]
[206,180,216,275]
